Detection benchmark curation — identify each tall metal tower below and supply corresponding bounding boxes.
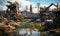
[37,3,40,13]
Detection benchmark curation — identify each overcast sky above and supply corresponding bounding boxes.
[0,0,60,13]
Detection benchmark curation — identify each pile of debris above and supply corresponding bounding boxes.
[0,16,21,32]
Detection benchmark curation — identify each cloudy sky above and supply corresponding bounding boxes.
[0,0,60,13]
[27,0,60,5]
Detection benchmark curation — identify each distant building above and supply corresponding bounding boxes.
[37,3,40,12]
[30,4,32,12]
[0,10,6,17]
[21,11,40,22]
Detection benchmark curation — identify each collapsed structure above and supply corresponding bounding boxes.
[5,1,21,21]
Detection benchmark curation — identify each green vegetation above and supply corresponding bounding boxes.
[35,23,45,31]
[20,17,26,22]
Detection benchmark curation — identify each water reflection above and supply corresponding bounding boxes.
[17,29,60,36]
[19,29,39,36]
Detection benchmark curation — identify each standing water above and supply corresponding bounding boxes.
[19,28,39,36]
